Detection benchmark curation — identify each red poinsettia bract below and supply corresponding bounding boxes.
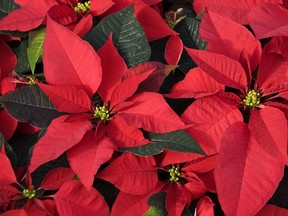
[97,152,217,216]
[0,38,17,140]
[192,0,283,24]
[169,9,288,216]
[0,144,109,215]
[248,1,288,39]
[0,0,114,36]
[28,17,185,190]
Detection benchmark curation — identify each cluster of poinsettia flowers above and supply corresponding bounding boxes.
[1,0,288,215]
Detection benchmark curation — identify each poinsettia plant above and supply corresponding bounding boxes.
[1,0,288,215]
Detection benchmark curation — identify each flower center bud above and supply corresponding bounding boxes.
[94,105,110,121]
[243,90,260,107]
[168,165,181,182]
[23,189,36,199]
[28,76,36,85]
[74,1,91,14]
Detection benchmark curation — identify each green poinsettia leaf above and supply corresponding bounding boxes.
[27,28,45,74]
[0,0,19,18]
[4,141,17,169]
[144,206,167,216]
[145,192,168,216]
[120,130,205,156]
[0,133,17,168]
[175,17,206,73]
[0,132,4,147]
[84,6,151,67]
[12,40,31,75]
[9,129,46,165]
[0,85,62,128]
[175,17,206,50]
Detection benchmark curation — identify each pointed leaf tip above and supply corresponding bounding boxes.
[44,16,102,97]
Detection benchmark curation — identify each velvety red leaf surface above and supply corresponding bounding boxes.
[248,3,288,39]
[0,38,17,81]
[40,167,75,190]
[43,16,102,97]
[0,209,27,216]
[165,35,183,66]
[118,92,186,133]
[184,181,207,201]
[14,0,30,6]
[97,35,127,103]
[181,93,242,155]
[182,154,218,174]
[24,202,49,216]
[257,38,288,92]
[167,67,224,99]
[166,184,192,216]
[193,0,282,24]
[111,192,150,216]
[0,151,16,185]
[199,9,261,73]
[0,77,16,96]
[0,109,18,141]
[111,182,163,216]
[0,184,19,200]
[42,200,59,216]
[0,0,57,31]
[38,84,92,113]
[67,132,117,189]
[266,36,288,59]
[158,150,203,167]
[71,14,93,37]
[97,153,158,195]
[54,181,109,216]
[256,204,288,216]
[29,115,92,173]
[90,0,115,16]
[107,116,150,148]
[215,122,284,216]
[47,5,77,26]
[196,196,215,216]
[134,2,177,41]
[249,107,288,163]
[185,48,247,90]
